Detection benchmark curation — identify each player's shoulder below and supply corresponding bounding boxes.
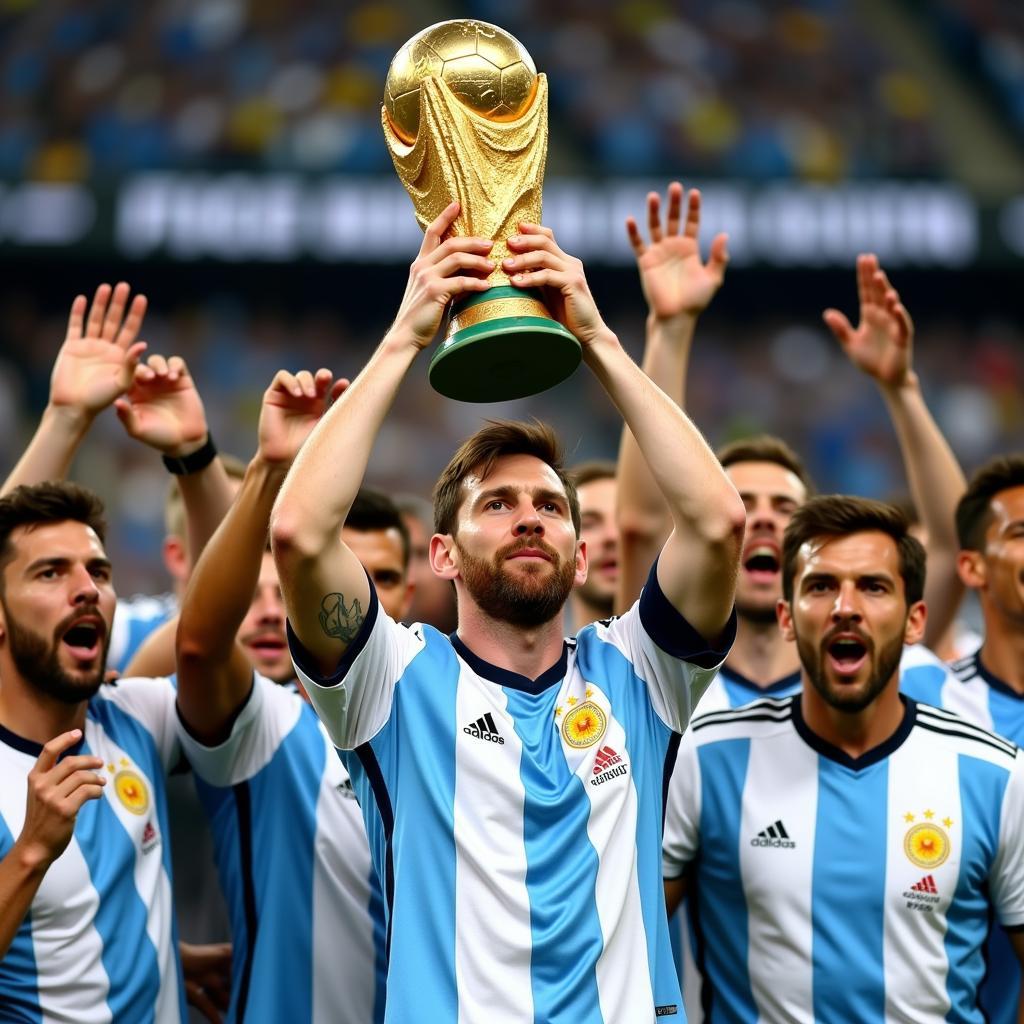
[949,651,981,683]
[912,700,1019,769]
[687,695,796,745]
[92,674,176,721]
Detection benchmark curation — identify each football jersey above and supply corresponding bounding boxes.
[288,564,735,1024]
[900,646,1024,1024]
[663,694,1024,1023]
[176,673,386,1024]
[693,665,802,715]
[0,677,185,1023]
[108,592,177,674]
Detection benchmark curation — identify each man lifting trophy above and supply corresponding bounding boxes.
[382,20,582,402]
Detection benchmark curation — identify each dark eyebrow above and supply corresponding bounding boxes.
[800,572,836,588]
[24,556,112,574]
[474,485,566,509]
[858,573,894,588]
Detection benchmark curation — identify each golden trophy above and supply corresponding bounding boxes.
[382,20,581,402]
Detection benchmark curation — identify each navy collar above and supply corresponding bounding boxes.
[975,649,1024,701]
[791,694,917,771]
[0,719,86,759]
[723,664,802,696]
[449,632,568,695]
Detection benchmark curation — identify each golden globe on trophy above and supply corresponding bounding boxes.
[382,20,582,403]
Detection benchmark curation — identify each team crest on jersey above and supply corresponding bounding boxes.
[902,810,953,869]
[113,769,150,816]
[561,701,607,749]
[141,819,161,854]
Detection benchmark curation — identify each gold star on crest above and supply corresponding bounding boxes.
[924,809,935,819]
[943,817,954,828]
[585,688,593,699]
[555,706,563,718]
[904,812,915,823]
[119,757,130,768]
[566,696,578,706]
[107,763,115,774]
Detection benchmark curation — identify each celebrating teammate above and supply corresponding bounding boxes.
[663,496,1024,1022]
[271,202,744,1021]
[567,459,620,630]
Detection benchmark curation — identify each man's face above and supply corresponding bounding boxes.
[778,530,924,713]
[727,461,807,623]
[438,453,585,628]
[0,520,116,704]
[343,525,413,623]
[961,484,1024,627]
[575,476,619,613]
[400,512,455,630]
[237,552,294,684]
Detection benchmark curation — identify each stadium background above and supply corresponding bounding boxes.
[0,0,1021,596]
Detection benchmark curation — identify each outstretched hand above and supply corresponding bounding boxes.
[114,355,210,455]
[823,254,914,388]
[258,368,348,466]
[390,202,494,349]
[50,283,148,417]
[504,224,609,347]
[626,182,728,323]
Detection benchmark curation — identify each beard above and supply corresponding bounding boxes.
[458,536,577,628]
[4,602,109,705]
[794,620,905,714]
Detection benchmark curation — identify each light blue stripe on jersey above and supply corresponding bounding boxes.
[946,754,1011,1021]
[362,637,460,1024]
[898,660,947,708]
[503,685,604,1024]
[811,760,887,1022]
[721,671,801,709]
[0,815,42,1022]
[695,739,754,1020]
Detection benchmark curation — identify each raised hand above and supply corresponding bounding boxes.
[16,730,106,870]
[258,368,348,466]
[823,254,914,388]
[49,283,148,417]
[504,224,609,346]
[626,183,728,324]
[390,202,494,349]
[113,355,210,455]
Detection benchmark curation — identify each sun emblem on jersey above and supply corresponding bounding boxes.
[113,770,150,816]
[561,701,607,749]
[904,821,950,869]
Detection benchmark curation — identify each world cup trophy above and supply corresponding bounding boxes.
[382,20,582,403]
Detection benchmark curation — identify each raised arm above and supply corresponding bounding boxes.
[616,183,729,612]
[2,283,146,493]
[504,225,743,641]
[177,369,342,744]
[824,255,966,648]
[272,202,494,672]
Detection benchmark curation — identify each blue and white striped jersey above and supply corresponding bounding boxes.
[108,593,177,674]
[289,565,734,1024]
[0,677,185,1023]
[693,665,802,715]
[900,645,1024,1024]
[663,695,1024,1023]
[177,673,386,1024]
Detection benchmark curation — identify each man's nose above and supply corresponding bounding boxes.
[71,567,101,604]
[514,508,544,535]
[831,582,861,620]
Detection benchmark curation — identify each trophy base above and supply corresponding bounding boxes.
[429,286,582,403]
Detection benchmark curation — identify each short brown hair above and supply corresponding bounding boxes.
[781,495,925,605]
[433,420,581,537]
[346,487,411,569]
[0,481,107,580]
[717,434,816,497]
[956,455,1024,551]
[569,459,616,489]
[164,452,247,539]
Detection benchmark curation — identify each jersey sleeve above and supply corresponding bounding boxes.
[286,581,426,750]
[104,676,181,774]
[593,559,736,733]
[175,673,303,787]
[990,752,1024,929]
[663,729,702,880]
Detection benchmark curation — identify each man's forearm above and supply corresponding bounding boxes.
[0,842,48,961]
[2,404,92,495]
[176,456,236,570]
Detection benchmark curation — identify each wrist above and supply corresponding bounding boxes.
[43,402,95,437]
[162,434,217,475]
[12,837,52,877]
[648,310,698,344]
[879,369,919,399]
[249,452,292,479]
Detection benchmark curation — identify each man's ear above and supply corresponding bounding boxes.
[957,549,985,591]
[574,538,587,588]
[162,536,190,586]
[904,600,927,647]
[776,598,796,642]
[430,534,459,581]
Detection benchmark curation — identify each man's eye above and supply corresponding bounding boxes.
[486,500,506,511]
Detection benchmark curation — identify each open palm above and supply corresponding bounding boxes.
[258,369,347,465]
[114,356,209,454]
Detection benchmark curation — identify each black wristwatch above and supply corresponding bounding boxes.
[162,434,217,475]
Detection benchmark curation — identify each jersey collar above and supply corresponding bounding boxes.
[975,649,1024,701]
[0,719,86,759]
[449,633,568,695]
[722,664,802,696]
[791,693,917,771]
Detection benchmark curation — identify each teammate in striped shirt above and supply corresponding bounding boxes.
[664,495,1024,1022]
[273,205,745,1022]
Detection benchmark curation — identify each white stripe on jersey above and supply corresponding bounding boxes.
[579,681,655,1021]
[453,665,533,1024]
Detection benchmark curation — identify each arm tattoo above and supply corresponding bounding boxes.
[318,592,365,643]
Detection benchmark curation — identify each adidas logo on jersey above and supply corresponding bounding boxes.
[590,745,628,787]
[750,820,795,848]
[464,713,505,745]
[141,819,160,854]
[336,778,357,800]
[903,874,940,912]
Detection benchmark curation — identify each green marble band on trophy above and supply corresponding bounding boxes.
[381,19,581,403]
